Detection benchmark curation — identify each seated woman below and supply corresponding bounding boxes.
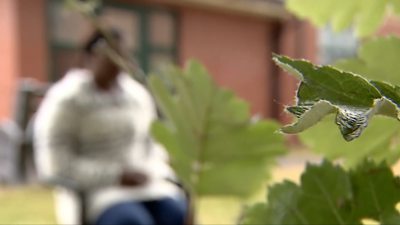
[33,29,187,225]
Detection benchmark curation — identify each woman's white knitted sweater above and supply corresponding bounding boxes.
[34,69,180,224]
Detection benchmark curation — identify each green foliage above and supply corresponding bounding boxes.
[241,160,400,225]
[299,115,400,167]
[274,54,400,142]
[286,0,400,37]
[296,37,400,166]
[252,1,400,225]
[242,181,304,225]
[241,203,269,225]
[65,0,102,16]
[149,61,286,197]
[336,36,400,85]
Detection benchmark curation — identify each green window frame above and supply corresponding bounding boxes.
[46,0,179,81]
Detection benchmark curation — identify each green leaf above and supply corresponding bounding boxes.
[241,160,400,225]
[148,72,197,154]
[242,181,304,225]
[297,161,355,225]
[282,101,335,134]
[65,0,102,16]
[286,0,394,37]
[264,181,305,225]
[274,55,381,108]
[370,81,400,108]
[392,0,400,14]
[351,161,400,221]
[354,0,387,37]
[273,55,400,141]
[240,203,269,225]
[149,60,286,198]
[300,115,400,167]
[381,211,400,224]
[336,37,400,86]
[197,159,269,196]
[151,121,193,187]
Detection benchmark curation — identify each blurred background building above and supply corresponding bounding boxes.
[1,1,400,221]
[0,0,317,124]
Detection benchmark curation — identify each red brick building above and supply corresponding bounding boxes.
[0,0,317,123]
[378,15,400,36]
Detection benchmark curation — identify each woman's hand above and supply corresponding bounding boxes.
[120,170,148,187]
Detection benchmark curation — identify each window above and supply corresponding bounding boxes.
[318,26,358,64]
[47,0,178,81]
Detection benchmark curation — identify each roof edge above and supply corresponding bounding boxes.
[147,0,290,20]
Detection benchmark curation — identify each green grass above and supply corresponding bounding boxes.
[0,151,311,224]
[0,170,301,225]
[0,186,56,224]
[1,151,394,225]
[0,186,244,225]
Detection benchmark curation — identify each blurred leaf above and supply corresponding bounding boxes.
[65,0,102,16]
[300,115,400,167]
[242,160,400,224]
[286,0,398,37]
[151,121,192,185]
[149,60,286,197]
[336,37,400,85]
[273,55,400,142]
[393,0,400,14]
[241,203,269,225]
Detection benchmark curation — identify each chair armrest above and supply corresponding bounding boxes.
[43,178,89,225]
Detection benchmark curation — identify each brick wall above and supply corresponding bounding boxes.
[0,0,19,119]
[179,8,274,117]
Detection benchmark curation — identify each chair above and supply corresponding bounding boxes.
[0,120,22,184]
[13,79,48,182]
[13,79,89,224]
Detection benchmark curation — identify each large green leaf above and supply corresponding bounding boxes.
[274,55,400,142]
[241,160,400,225]
[149,60,286,197]
[286,0,398,37]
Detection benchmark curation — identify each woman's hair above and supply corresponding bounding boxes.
[83,28,122,55]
